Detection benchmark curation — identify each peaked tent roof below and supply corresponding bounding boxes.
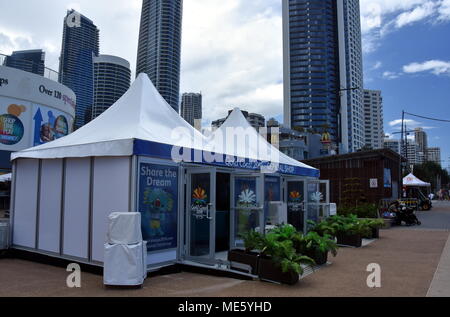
[403,173,431,187]
[12,74,206,160]
[205,108,319,177]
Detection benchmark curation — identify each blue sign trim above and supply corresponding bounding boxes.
[133,139,320,178]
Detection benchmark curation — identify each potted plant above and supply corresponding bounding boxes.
[361,219,385,239]
[337,215,371,247]
[298,232,338,265]
[228,230,262,275]
[307,220,339,238]
[258,227,315,285]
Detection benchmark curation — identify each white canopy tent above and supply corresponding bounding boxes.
[403,173,431,187]
[204,108,319,178]
[12,74,206,161]
[9,73,321,270]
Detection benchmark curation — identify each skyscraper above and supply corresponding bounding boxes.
[59,9,99,129]
[283,0,364,153]
[4,49,45,76]
[364,89,383,149]
[181,93,202,129]
[92,55,131,120]
[136,0,183,112]
[414,128,428,153]
[427,147,441,166]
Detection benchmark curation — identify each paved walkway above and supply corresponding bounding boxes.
[1,229,448,297]
[1,202,450,297]
[428,234,450,297]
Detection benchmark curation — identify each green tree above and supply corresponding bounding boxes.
[412,162,450,191]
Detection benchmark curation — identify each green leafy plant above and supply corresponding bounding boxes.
[241,230,264,253]
[338,203,380,219]
[361,218,385,230]
[260,232,315,275]
[299,231,338,257]
[311,214,372,237]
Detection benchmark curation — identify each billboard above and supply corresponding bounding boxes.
[0,66,75,153]
[138,161,179,253]
[0,97,32,151]
[32,104,71,146]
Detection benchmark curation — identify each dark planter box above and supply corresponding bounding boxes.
[305,249,328,266]
[336,233,362,248]
[227,249,259,275]
[363,228,380,239]
[258,257,299,285]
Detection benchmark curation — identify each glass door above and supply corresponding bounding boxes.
[230,174,264,248]
[306,180,330,226]
[285,179,306,232]
[185,169,216,264]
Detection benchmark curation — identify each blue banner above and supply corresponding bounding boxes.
[138,162,178,252]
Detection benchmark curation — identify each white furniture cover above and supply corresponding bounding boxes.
[103,242,147,286]
[107,212,142,245]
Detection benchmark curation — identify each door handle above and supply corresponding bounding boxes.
[207,203,213,220]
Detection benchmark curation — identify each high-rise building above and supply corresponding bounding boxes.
[282,0,364,153]
[4,49,45,76]
[181,93,202,130]
[363,90,383,149]
[136,0,183,112]
[384,138,401,154]
[59,9,100,129]
[92,55,131,120]
[414,128,428,153]
[427,147,441,166]
[402,140,420,165]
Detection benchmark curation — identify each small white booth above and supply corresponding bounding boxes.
[9,74,325,273]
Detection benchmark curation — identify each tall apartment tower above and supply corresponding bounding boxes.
[283,0,364,153]
[59,10,100,129]
[4,49,45,76]
[181,93,202,129]
[92,55,131,120]
[136,0,183,112]
[414,128,428,153]
[363,90,384,149]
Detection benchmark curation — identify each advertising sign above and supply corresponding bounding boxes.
[32,104,72,146]
[384,168,392,188]
[138,161,179,253]
[0,97,31,151]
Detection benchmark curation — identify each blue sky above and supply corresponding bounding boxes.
[362,3,450,169]
[0,0,449,167]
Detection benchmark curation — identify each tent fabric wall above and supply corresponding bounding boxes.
[62,158,91,259]
[91,157,131,263]
[13,159,39,249]
[38,159,63,253]
[11,156,132,264]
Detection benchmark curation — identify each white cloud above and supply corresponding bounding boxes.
[403,60,450,75]
[394,1,438,28]
[382,71,401,80]
[360,0,450,53]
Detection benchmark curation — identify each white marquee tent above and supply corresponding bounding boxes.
[205,108,319,178]
[10,74,319,268]
[403,173,431,187]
